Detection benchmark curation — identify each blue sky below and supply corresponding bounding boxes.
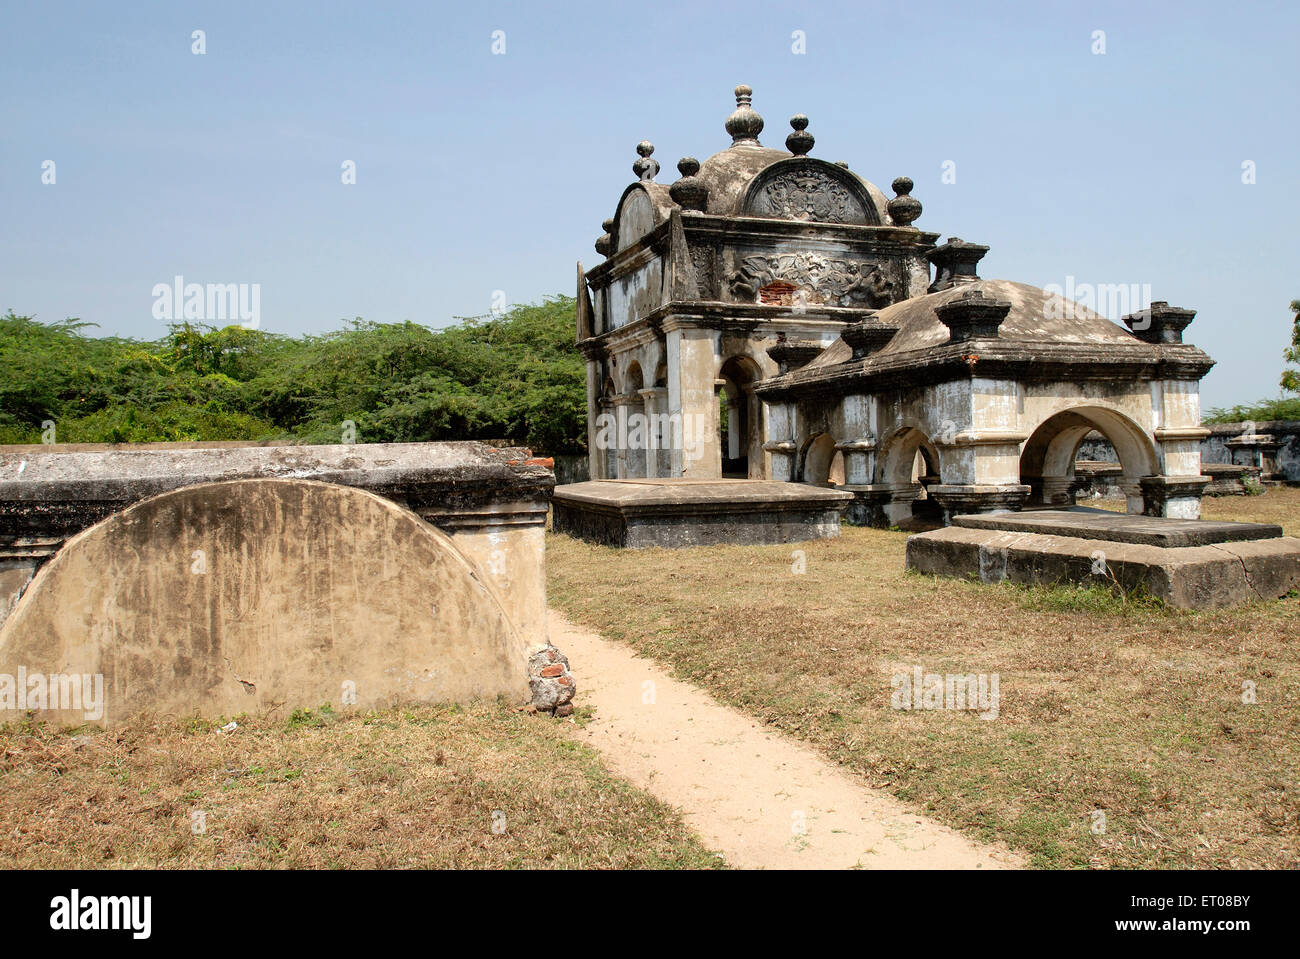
[2,0,1296,410]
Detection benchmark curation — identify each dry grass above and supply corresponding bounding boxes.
[547,487,1300,869]
[0,701,721,869]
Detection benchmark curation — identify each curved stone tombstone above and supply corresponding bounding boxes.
[0,479,529,727]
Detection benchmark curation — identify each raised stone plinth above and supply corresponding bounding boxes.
[953,508,1281,548]
[907,508,1300,609]
[551,479,852,548]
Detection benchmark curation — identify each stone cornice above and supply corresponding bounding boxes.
[755,339,1216,400]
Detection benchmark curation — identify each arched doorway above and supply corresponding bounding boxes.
[718,356,762,478]
[622,362,646,477]
[1019,406,1158,512]
[879,427,943,523]
[800,433,842,486]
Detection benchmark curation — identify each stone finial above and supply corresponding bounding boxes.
[595,217,614,256]
[786,114,814,156]
[766,333,825,373]
[725,84,764,146]
[927,237,989,293]
[888,176,922,227]
[669,156,709,211]
[841,316,899,359]
[934,288,1012,343]
[1122,301,1197,344]
[633,141,660,181]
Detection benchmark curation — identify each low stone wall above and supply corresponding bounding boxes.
[0,442,556,726]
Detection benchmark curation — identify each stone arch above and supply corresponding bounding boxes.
[718,355,763,478]
[879,426,942,487]
[1019,405,1159,511]
[877,426,943,524]
[738,157,882,226]
[597,376,617,478]
[799,432,843,486]
[623,360,645,395]
[0,479,528,727]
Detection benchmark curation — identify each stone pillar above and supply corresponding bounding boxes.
[922,372,1031,523]
[762,400,797,482]
[1117,479,1144,515]
[834,436,885,525]
[639,387,668,478]
[612,395,641,479]
[1152,378,1212,518]
[930,430,1029,524]
[1140,475,1211,519]
[596,397,615,479]
[1040,475,1078,507]
[584,358,600,481]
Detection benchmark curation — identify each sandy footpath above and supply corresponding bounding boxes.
[550,609,1023,870]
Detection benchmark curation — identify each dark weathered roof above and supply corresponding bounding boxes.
[802,279,1141,371]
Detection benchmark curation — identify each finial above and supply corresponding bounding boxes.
[934,288,1012,343]
[725,84,764,146]
[669,156,708,211]
[633,141,659,181]
[595,217,614,256]
[887,176,922,227]
[786,114,814,156]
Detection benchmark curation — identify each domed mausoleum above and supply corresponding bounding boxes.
[566,84,1216,530]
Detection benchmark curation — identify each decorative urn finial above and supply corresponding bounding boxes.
[669,157,709,211]
[786,114,814,156]
[725,84,764,146]
[633,141,659,181]
[595,217,614,256]
[888,176,922,226]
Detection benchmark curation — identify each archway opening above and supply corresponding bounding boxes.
[879,427,943,525]
[800,433,839,486]
[622,362,646,478]
[1019,406,1158,512]
[718,356,761,479]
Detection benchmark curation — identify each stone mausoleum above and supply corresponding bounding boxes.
[565,85,1218,531]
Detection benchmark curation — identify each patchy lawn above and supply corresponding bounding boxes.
[0,701,722,869]
[547,487,1300,869]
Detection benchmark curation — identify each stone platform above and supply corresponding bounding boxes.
[906,508,1300,609]
[551,479,852,548]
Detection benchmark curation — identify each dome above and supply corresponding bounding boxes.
[694,143,793,215]
[802,280,1141,370]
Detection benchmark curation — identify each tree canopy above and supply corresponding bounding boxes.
[0,297,586,453]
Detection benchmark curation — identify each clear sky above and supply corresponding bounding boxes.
[2,0,1296,410]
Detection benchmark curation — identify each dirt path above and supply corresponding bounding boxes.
[550,609,1023,870]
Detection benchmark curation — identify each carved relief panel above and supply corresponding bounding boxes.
[726,252,901,308]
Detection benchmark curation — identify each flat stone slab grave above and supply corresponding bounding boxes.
[907,508,1300,609]
[954,508,1282,547]
[551,478,852,548]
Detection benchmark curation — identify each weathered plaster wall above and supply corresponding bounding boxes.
[0,480,529,727]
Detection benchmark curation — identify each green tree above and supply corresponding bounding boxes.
[1281,299,1300,393]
